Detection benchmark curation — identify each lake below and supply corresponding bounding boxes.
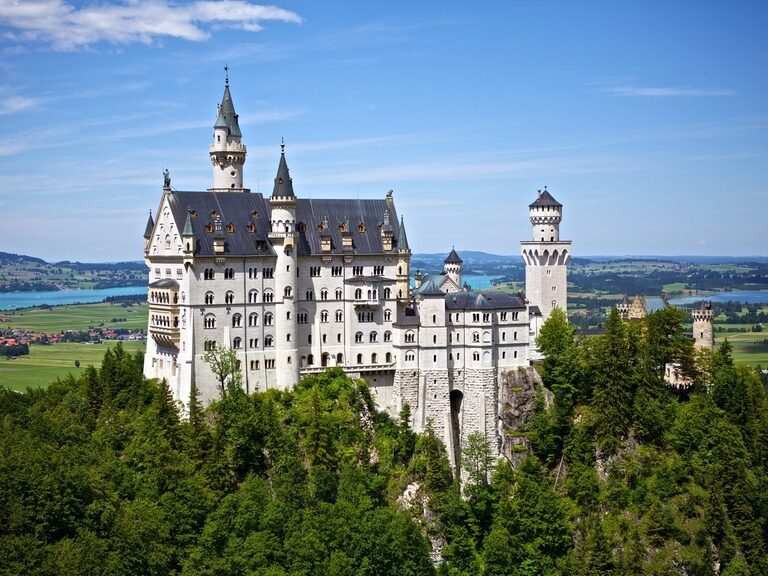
[0,286,147,311]
[669,291,768,306]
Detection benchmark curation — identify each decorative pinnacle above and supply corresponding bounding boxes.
[281,137,285,155]
[224,63,229,86]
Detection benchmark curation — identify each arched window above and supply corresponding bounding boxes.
[204,314,216,329]
[164,235,171,250]
[232,313,242,328]
[248,289,258,303]
[473,332,480,343]
[384,309,392,322]
[355,288,362,300]
[307,354,314,366]
[369,331,377,343]
[233,337,242,349]
[335,288,343,300]
[248,313,258,327]
[205,291,214,305]
[265,313,273,326]
[265,335,273,347]
[385,352,392,363]
[284,286,292,297]
[336,353,343,364]
[335,310,343,322]
[357,353,363,364]
[384,287,391,299]
[405,331,415,343]
[305,290,314,301]
[321,310,328,323]
[384,331,392,342]
[225,291,234,304]
[263,290,274,303]
[320,289,328,300]
[371,353,377,364]
[355,332,363,343]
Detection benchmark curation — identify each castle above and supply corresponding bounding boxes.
[142,79,571,466]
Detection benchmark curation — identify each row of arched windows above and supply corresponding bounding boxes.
[149,290,177,304]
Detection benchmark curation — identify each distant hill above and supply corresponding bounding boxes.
[0,252,145,292]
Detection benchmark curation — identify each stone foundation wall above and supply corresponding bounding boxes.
[393,369,420,429]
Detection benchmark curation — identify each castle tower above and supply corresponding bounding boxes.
[520,187,572,328]
[692,302,715,350]
[268,143,300,388]
[209,72,247,191]
[443,248,463,292]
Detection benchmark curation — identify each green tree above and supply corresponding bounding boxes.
[203,342,242,397]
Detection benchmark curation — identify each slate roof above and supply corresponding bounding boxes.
[414,276,445,297]
[214,83,242,138]
[272,149,295,198]
[165,191,403,258]
[397,216,410,251]
[149,279,179,289]
[445,291,527,310]
[144,210,155,239]
[295,197,402,256]
[444,248,463,265]
[644,296,668,313]
[167,191,274,257]
[529,189,562,208]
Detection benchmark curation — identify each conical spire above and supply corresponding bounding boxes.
[444,247,462,265]
[397,215,409,251]
[182,209,194,236]
[271,142,295,198]
[143,210,154,239]
[214,79,241,138]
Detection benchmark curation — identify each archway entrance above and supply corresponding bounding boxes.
[449,390,463,472]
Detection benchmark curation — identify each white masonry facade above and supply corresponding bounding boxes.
[143,80,572,468]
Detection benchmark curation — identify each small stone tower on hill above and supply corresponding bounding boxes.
[520,187,572,331]
[692,302,715,350]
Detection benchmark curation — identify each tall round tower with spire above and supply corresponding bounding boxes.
[269,143,300,388]
[520,187,572,331]
[692,302,715,350]
[209,70,247,191]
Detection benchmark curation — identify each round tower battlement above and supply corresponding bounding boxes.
[692,302,715,350]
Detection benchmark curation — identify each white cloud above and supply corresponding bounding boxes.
[602,85,733,97]
[0,0,301,50]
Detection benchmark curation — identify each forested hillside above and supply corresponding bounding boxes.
[1,308,767,575]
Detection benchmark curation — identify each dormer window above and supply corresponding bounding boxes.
[227,223,235,233]
[297,222,306,233]
[205,223,214,233]
[247,223,256,233]
[250,211,259,219]
[358,223,366,233]
[210,210,218,218]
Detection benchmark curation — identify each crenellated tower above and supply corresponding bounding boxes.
[692,302,715,350]
[520,187,571,329]
[209,73,247,191]
[443,248,463,292]
[268,143,300,388]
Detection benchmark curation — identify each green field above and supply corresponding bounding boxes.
[721,333,768,368]
[0,341,145,391]
[0,302,148,332]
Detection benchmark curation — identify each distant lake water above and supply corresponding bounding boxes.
[463,275,504,291]
[669,291,768,306]
[0,286,147,311]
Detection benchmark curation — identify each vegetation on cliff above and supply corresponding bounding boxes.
[2,304,768,575]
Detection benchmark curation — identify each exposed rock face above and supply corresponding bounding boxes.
[397,481,446,565]
[498,366,549,466]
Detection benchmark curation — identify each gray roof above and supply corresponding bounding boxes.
[149,279,179,289]
[445,291,526,310]
[644,296,667,313]
[295,197,402,256]
[397,216,410,251]
[272,149,295,198]
[167,191,274,257]
[182,209,194,236]
[414,276,445,297]
[530,189,562,208]
[444,248,463,265]
[214,83,242,138]
[165,191,403,258]
[144,210,154,239]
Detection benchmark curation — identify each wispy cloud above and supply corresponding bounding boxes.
[0,0,301,50]
[594,81,734,97]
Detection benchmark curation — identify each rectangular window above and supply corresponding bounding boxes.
[265,359,275,369]
[262,267,274,279]
[352,265,363,276]
[250,360,260,370]
[373,265,384,275]
[482,313,490,322]
[310,266,321,277]
[472,313,480,322]
[331,266,343,277]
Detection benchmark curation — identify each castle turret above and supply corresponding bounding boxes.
[520,187,572,330]
[268,143,299,388]
[143,210,154,254]
[443,247,463,292]
[209,72,247,191]
[692,302,715,350]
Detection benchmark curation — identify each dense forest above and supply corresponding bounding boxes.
[2,307,767,575]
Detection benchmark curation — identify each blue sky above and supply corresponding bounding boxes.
[0,1,766,262]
